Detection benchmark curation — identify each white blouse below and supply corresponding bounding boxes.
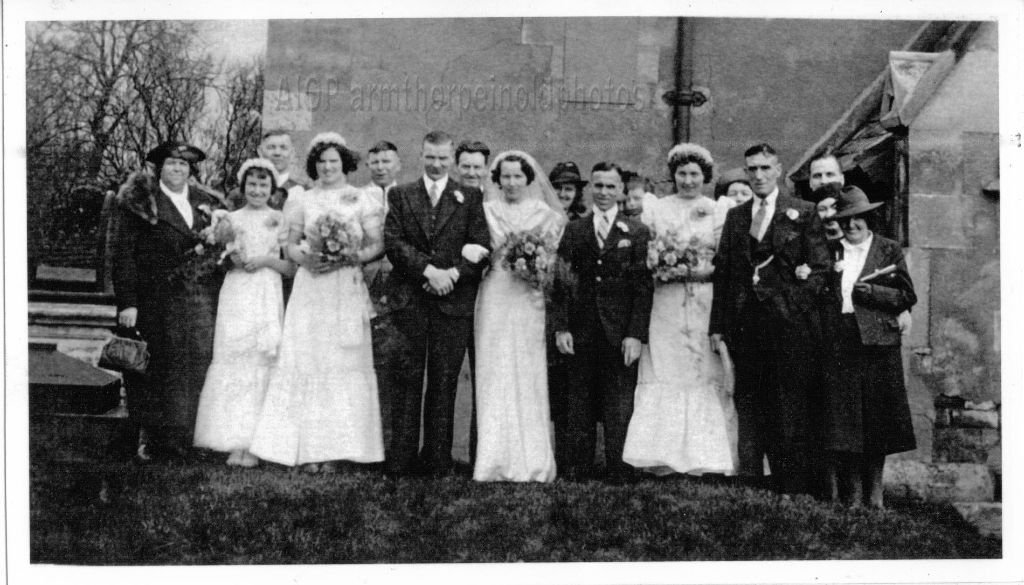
[839,233,873,314]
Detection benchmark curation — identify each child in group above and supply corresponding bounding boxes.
[621,170,658,217]
[193,158,296,467]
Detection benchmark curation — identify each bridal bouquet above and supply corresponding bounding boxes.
[308,210,362,265]
[501,228,558,290]
[647,230,716,283]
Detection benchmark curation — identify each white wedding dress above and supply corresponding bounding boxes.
[194,206,287,452]
[623,195,738,475]
[249,186,385,466]
[473,197,564,482]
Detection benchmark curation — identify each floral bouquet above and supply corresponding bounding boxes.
[167,206,230,284]
[306,210,362,265]
[501,228,558,290]
[212,214,245,264]
[647,230,716,283]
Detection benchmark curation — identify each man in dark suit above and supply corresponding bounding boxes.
[382,130,490,476]
[709,143,831,494]
[550,162,653,482]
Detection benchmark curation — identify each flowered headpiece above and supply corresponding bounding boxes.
[236,157,280,187]
[666,143,714,168]
[309,132,347,150]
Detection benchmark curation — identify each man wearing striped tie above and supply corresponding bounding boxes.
[709,143,830,496]
[550,162,653,483]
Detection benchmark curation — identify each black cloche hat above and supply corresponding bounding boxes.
[145,140,207,166]
[549,161,588,187]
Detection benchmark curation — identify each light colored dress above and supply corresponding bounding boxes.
[473,197,564,482]
[194,206,287,452]
[623,194,738,475]
[249,185,385,466]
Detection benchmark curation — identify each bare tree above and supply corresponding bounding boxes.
[201,57,265,193]
[25,20,262,273]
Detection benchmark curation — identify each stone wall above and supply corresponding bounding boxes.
[905,22,1000,462]
[264,17,924,187]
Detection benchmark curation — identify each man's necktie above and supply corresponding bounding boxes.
[596,213,610,248]
[750,197,768,241]
[429,183,440,207]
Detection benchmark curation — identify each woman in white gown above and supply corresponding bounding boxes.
[623,143,738,476]
[193,159,293,466]
[249,132,385,471]
[473,151,566,482]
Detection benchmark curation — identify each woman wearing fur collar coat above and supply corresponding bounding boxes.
[111,140,226,461]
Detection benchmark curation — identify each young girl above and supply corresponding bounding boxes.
[193,159,296,466]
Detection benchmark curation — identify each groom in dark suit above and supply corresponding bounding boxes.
[709,143,830,494]
[550,162,653,482]
[383,130,490,476]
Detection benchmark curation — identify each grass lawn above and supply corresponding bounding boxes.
[30,416,1000,564]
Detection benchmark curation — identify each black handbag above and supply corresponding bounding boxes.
[98,327,150,374]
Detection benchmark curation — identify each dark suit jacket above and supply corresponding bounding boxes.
[549,212,654,347]
[831,235,916,346]
[383,178,490,317]
[709,192,830,345]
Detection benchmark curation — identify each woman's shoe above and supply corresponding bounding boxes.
[301,463,320,473]
[238,451,259,468]
[319,461,338,474]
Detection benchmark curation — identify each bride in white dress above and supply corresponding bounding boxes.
[623,143,738,476]
[472,151,566,482]
[249,133,385,471]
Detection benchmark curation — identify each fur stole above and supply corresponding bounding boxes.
[116,172,226,225]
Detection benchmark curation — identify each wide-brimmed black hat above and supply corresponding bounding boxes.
[145,140,207,166]
[549,161,588,187]
[832,185,884,219]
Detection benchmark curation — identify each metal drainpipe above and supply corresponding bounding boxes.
[663,17,706,145]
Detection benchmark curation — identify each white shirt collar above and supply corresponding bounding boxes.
[424,174,448,194]
[277,171,290,185]
[841,233,873,254]
[752,187,779,210]
[159,181,193,227]
[160,181,188,200]
[592,205,617,222]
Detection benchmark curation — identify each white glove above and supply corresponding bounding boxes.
[461,244,489,264]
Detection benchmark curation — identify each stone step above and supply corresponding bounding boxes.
[952,502,1001,538]
[933,427,1000,464]
[884,460,994,503]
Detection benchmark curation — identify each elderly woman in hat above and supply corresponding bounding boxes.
[112,140,227,460]
[821,185,917,508]
[549,161,589,221]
